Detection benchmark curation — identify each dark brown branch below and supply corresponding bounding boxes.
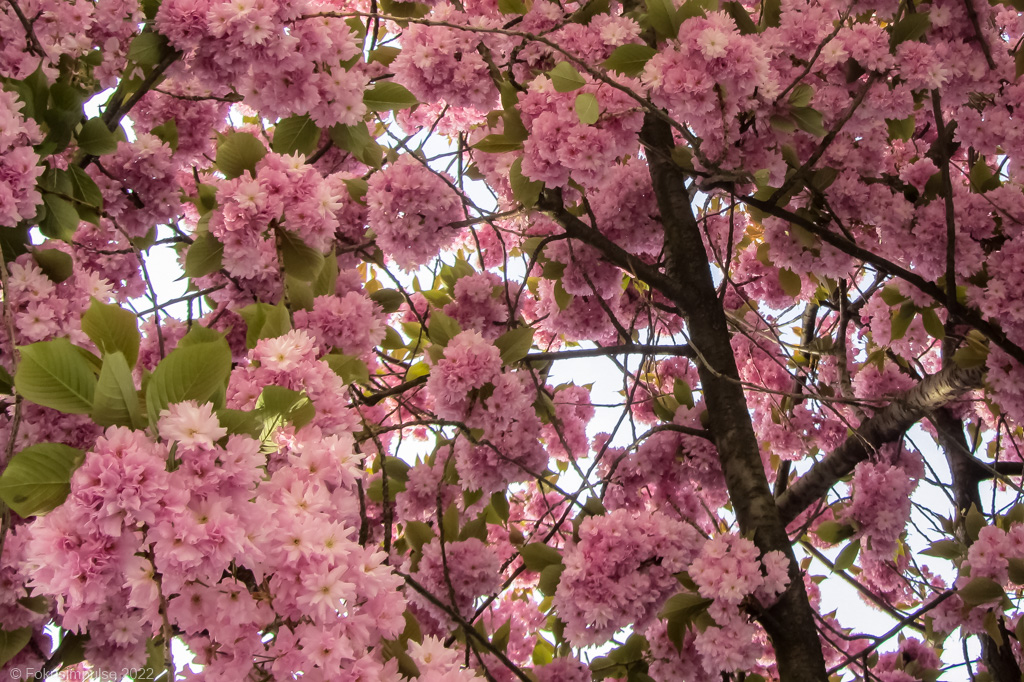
[523,343,693,363]
[3,0,44,56]
[741,194,1024,367]
[636,112,828,682]
[931,409,1022,682]
[778,363,984,525]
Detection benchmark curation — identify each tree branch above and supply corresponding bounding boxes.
[777,363,984,525]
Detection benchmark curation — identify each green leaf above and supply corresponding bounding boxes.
[363,82,419,112]
[953,330,990,369]
[645,0,681,38]
[92,351,144,429]
[921,539,963,559]
[324,353,370,385]
[328,123,383,168]
[151,118,179,152]
[428,310,461,347]
[519,542,563,571]
[184,231,224,278]
[1007,558,1024,585]
[369,288,406,314]
[81,298,141,368]
[0,443,84,517]
[277,229,324,281]
[788,84,814,108]
[67,165,103,207]
[959,576,1005,606]
[759,0,781,28]
[286,274,315,312]
[722,0,757,34]
[406,362,430,381]
[145,336,232,425]
[256,385,316,435]
[179,324,226,348]
[76,118,119,155]
[0,628,32,667]
[495,327,534,365]
[658,591,713,619]
[833,538,861,571]
[889,303,916,341]
[813,520,856,544]
[498,0,527,13]
[15,338,96,413]
[216,408,263,438]
[791,107,827,137]
[602,44,657,77]
[969,159,1002,193]
[965,503,986,543]
[473,134,524,154]
[32,248,73,283]
[368,45,401,65]
[509,157,543,208]
[574,92,600,125]
[886,115,915,142]
[343,177,368,204]
[548,62,587,92]
[570,0,610,23]
[40,193,81,241]
[39,84,82,156]
[216,132,267,179]
[778,268,801,297]
[272,114,321,156]
[891,12,931,45]
[237,301,292,349]
[378,0,430,18]
[404,520,435,552]
[128,32,172,65]
[537,563,565,596]
[921,308,945,340]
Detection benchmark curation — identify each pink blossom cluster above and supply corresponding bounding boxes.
[425,330,503,420]
[0,89,43,226]
[846,455,921,559]
[201,152,351,279]
[873,637,943,682]
[517,77,643,188]
[690,534,789,607]
[391,8,501,111]
[228,330,360,436]
[407,636,483,681]
[294,291,386,357]
[4,255,114,344]
[91,133,181,240]
[589,157,663,257]
[642,11,775,159]
[453,369,549,493]
[442,271,508,341]
[17,391,407,679]
[155,0,369,128]
[965,524,1024,586]
[365,155,464,270]
[409,537,501,633]
[541,383,594,461]
[601,428,725,525]
[552,508,702,646]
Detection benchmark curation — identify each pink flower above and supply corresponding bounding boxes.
[158,401,228,447]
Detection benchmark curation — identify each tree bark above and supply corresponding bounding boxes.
[931,408,1023,682]
[639,115,829,682]
[777,363,984,526]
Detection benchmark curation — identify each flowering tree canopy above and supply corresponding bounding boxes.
[5,0,1024,679]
